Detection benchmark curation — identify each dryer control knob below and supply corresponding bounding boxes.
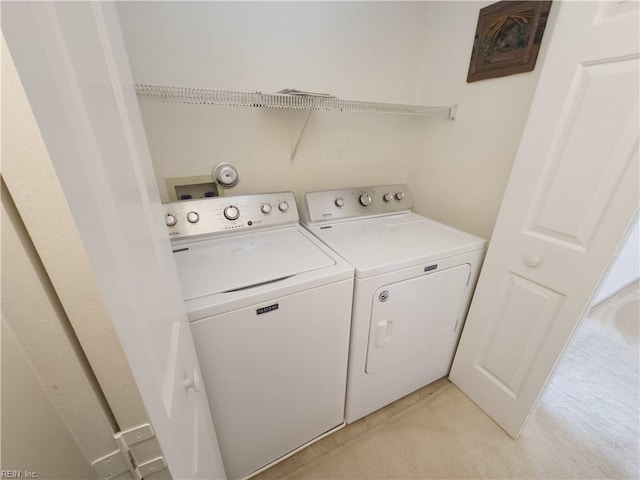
[335,197,346,208]
[395,192,405,201]
[278,201,289,212]
[224,205,240,221]
[186,211,200,224]
[359,194,372,206]
[165,214,177,227]
[261,203,272,214]
[383,193,393,202]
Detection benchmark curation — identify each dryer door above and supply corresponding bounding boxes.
[366,264,471,375]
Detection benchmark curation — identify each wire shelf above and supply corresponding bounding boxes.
[134,84,455,118]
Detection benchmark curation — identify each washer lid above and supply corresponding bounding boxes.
[172,227,335,301]
[305,212,486,278]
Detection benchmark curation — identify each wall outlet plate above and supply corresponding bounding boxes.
[165,175,221,201]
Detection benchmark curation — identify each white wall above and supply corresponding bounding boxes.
[118,2,428,102]
[409,1,555,239]
[117,2,432,204]
[118,1,552,238]
[137,104,424,202]
[593,215,640,304]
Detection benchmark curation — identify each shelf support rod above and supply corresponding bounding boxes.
[290,110,313,162]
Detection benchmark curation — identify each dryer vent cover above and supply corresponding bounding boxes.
[213,162,240,188]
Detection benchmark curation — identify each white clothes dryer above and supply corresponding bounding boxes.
[301,185,486,423]
[164,192,354,479]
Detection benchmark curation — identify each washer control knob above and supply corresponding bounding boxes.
[335,197,346,208]
[383,193,393,202]
[224,205,240,221]
[261,203,272,215]
[278,201,289,212]
[165,214,177,226]
[186,211,200,224]
[395,192,406,201]
[359,194,372,207]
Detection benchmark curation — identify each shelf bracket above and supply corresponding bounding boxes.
[449,105,458,120]
[290,110,313,162]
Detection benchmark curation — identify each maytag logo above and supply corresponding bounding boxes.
[322,212,333,217]
[257,303,279,315]
[169,231,180,237]
[424,264,437,272]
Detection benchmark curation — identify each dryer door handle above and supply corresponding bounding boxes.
[374,320,394,348]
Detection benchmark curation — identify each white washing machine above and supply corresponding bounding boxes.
[301,184,486,423]
[163,192,354,479]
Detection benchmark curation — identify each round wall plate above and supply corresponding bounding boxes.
[213,162,240,188]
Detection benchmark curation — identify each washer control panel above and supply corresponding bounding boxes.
[164,192,298,239]
[302,184,413,224]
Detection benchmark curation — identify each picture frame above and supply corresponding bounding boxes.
[467,1,552,83]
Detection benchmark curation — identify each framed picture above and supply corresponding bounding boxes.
[467,1,552,83]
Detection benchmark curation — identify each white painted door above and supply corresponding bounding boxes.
[2,3,226,478]
[450,0,639,438]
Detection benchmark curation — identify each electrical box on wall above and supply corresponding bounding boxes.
[165,175,220,201]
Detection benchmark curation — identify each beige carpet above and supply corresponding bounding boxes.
[257,282,639,480]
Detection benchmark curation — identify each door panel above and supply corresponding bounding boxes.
[450,1,639,438]
[528,59,639,248]
[365,265,470,375]
[476,273,564,398]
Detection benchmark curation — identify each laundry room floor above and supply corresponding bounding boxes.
[258,282,639,480]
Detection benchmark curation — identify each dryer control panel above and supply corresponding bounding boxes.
[302,184,413,224]
[164,192,298,239]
